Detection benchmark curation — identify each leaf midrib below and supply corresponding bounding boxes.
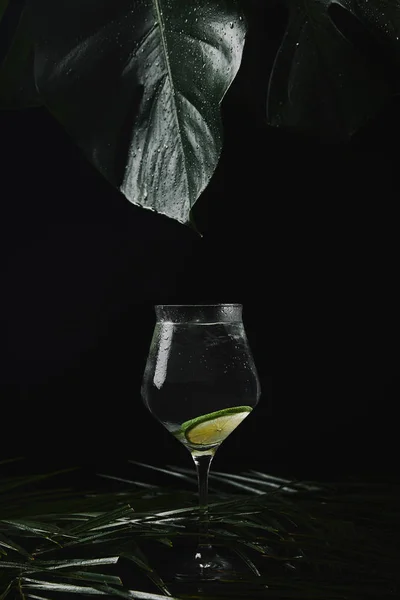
[152,0,190,204]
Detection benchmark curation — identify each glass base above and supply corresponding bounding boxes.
[175,544,237,582]
[155,539,257,589]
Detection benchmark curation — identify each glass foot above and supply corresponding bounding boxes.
[175,544,236,582]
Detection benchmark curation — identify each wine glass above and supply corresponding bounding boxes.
[141,304,261,581]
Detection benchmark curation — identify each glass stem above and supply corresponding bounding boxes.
[192,452,214,549]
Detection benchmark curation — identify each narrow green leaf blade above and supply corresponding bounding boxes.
[68,505,134,534]
[231,546,261,576]
[22,579,179,600]
[121,549,170,596]
[1,519,70,537]
[33,557,119,570]
[128,590,179,600]
[60,571,122,586]
[0,580,14,600]
[0,532,32,558]
[129,461,196,485]
[0,562,32,569]
[21,578,109,595]
[97,475,157,490]
[121,552,152,574]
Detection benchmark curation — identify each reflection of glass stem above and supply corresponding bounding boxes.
[192,453,214,558]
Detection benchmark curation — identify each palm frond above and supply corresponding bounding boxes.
[1,461,399,600]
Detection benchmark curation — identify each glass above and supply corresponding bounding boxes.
[141,304,261,580]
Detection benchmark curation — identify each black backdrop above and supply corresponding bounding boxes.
[0,2,398,484]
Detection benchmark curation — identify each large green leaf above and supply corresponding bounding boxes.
[354,0,400,54]
[0,0,9,21]
[0,0,39,108]
[27,0,246,224]
[267,0,392,139]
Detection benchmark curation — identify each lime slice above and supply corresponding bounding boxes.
[180,406,252,446]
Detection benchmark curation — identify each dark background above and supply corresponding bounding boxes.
[0,1,398,486]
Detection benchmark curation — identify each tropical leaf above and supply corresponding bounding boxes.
[21,0,246,225]
[0,580,13,600]
[30,558,120,570]
[354,0,400,56]
[120,548,170,596]
[22,579,178,599]
[97,475,157,491]
[0,0,40,108]
[128,462,197,487]
[0,533,32,558]
[21,579,119,596]
[267,0,392,139]
[0,461,399,600]
[1,519,71,537]
[68,506,134,535]
[51,571,122,586]
[0,0,10,31]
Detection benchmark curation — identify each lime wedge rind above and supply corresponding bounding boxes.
[180,405,252,446]
[180,405,252,434]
